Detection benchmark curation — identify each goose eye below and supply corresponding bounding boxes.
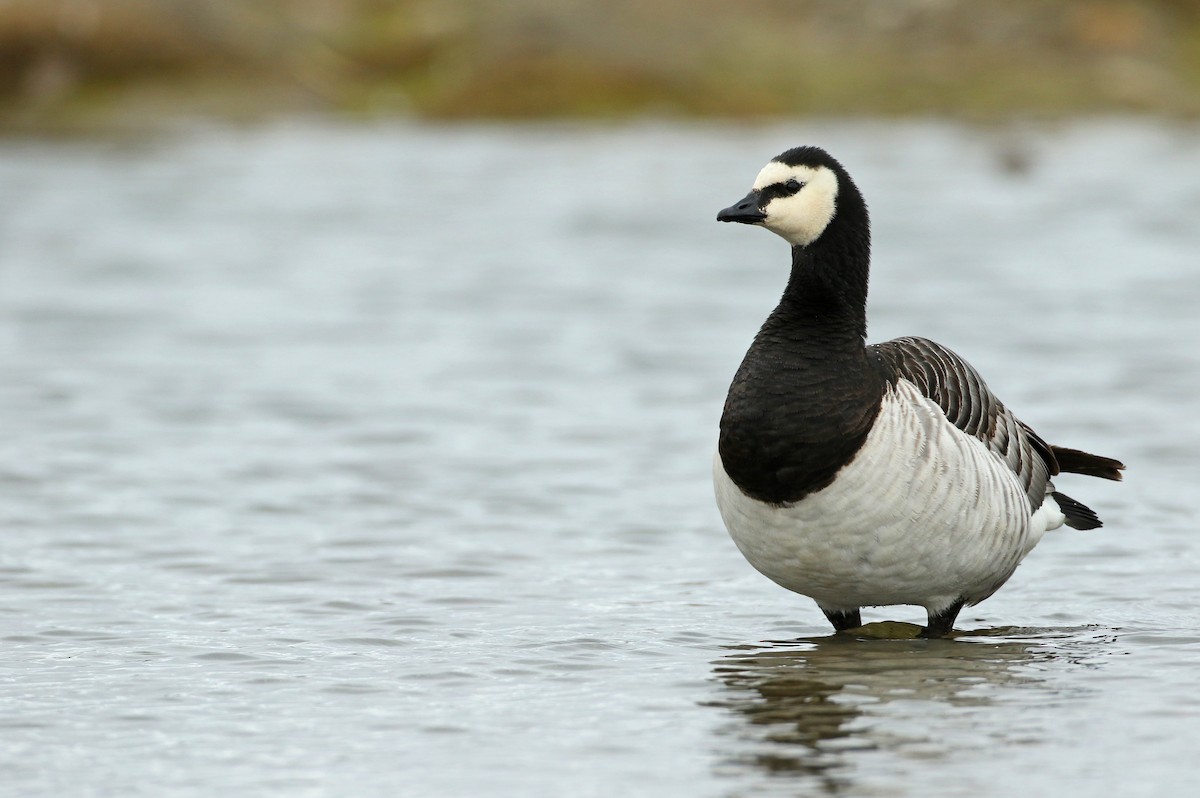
[785,179,804,192]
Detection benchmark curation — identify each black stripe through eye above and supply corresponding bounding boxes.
[761,179,805,201]
[758,178,806,202]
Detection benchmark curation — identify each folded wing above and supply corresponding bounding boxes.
[873,336,1124,526]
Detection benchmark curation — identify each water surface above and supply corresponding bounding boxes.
[0,120,1197,796]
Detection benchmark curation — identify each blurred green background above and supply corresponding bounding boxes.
[3,0,1200,131]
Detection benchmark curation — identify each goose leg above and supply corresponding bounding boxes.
[919,599,965,639]
[821,607,862,632]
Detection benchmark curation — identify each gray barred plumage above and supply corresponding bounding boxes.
[874,336,1053,513]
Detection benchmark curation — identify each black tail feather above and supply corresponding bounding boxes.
[1051,446,1125,481]
[1053,491,1103,530]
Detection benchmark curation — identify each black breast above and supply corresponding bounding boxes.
[718,318,888,505]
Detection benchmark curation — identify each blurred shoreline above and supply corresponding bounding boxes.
[3,0,1200,134]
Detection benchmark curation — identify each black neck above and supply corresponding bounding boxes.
[773,222,871,345]
[718,207,882,505]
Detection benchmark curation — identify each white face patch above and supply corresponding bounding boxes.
[752,162,839,247]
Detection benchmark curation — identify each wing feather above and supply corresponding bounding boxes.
[872,336,1054,511]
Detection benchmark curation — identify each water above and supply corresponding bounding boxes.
[0,119,1197,797]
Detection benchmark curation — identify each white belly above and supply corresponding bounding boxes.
[713,379,1064,613]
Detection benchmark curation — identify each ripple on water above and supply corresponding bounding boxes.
[329,637,409,647]
[191,652,264,662]
[405,567,499,579]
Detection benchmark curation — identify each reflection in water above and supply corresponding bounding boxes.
[709,625,1111,794]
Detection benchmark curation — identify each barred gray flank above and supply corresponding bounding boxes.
[873,336,1055,512]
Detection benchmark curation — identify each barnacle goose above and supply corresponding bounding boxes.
[714,146,1124,638]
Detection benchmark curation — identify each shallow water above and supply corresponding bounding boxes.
[0,119,1197,797]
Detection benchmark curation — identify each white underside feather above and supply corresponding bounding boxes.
[714,379,1064,614]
